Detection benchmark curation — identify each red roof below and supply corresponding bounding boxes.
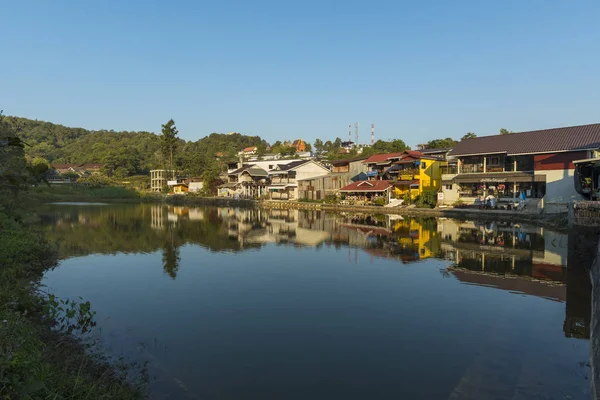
[339,180,393,192]
[242,146,257,152]
[363,152,404,164]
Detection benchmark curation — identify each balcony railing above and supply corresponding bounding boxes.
[440,166,458,175]
[461,164,484,173]
[270,177,296,185]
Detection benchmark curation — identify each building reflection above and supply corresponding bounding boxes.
[45,204,593,339]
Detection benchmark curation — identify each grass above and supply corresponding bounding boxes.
[0,208,145,399]
[27,184,140,203]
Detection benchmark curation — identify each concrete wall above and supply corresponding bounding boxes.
[441,183,460,205]
[536,169,582,203]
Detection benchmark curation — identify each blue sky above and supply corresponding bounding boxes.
[1,0,599,147]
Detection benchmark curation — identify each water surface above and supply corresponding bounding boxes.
[40,204,592,399]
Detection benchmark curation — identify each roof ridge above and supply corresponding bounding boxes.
[464,122,600,141]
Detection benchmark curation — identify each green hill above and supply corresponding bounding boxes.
[5,116,267,177]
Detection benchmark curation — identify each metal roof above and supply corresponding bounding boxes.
[449,123,600,157]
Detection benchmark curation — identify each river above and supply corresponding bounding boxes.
[39,204,592,399]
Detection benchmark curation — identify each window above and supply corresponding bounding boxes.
[421,162,427,169]
[445,184,453,190]
[489,156,500,166]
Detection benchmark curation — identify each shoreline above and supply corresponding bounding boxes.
[0,204,144,398]
[31,188,569,229]
[160,195,568,227]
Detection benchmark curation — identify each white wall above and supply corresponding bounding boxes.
[441,183,460,205]
[536,169,582,204]
[292,162,330,199]
[189,182,204,192]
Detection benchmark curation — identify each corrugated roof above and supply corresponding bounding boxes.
[339,180,393,192]
[363,152,405,164]
[449,123,600,157]
[275,160,309,171]
[244,167,268,177]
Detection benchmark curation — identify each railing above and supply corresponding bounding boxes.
[461,164,484,173]
[271,192,293,200]
[440,166,458,175]
[270,177,296,185]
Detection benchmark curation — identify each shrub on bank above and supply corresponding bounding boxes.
[0,210,144,399]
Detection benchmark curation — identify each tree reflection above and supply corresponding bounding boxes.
[162,241,180,279]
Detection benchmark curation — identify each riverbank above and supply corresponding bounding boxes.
[28,184,141,204]
[0,207,143,398]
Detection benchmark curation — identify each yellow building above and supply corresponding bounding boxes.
[172,183,188,194]
[386,151,447,200]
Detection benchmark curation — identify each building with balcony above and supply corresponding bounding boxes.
[384,151,447,200]
[297,157,369,200]
[219,165,269,198]
[268,160,329,200]
[440,123,600,211]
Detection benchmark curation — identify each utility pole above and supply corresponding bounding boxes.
[355,122,359,147]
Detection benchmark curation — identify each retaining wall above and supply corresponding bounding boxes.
[570,201,600,227]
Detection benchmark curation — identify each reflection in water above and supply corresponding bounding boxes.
[39,204,594,399]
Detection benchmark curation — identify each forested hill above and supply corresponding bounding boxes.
[4,116,267,176]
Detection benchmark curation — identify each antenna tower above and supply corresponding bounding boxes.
[348,124,352,143]
[371,123,375,145]
[354,122,359,146]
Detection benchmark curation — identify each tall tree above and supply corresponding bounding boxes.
[313,138,324,154]
[462,132,477,140]
[499,128,513,135]
[161,119,178,172]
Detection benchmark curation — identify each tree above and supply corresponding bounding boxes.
[426,137,457,149]
[499,128,513,135]
[304,142,312,152]
[371,139,409,154]
[313,139,324,154]
[462,132,477,140]
[161,119,178,173]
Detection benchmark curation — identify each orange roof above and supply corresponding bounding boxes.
[339,180,393,192]
[242,146,257,152]
[363,152,404,164]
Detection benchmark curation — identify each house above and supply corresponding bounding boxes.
[171,183,188,194]
[420,148,452,159]
[188,177,204,193]
[219,164,269,198]
[339,180,394,205]
[363,152,405,179]
[298,157,368,200]
[384,151,447,200]
[268,160,330,200]
[52,163,105,178]
[291,139,306,152]
[239,146,258,157]
[441,123,600,211]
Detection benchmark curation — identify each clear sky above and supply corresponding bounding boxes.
[1,0,599,147]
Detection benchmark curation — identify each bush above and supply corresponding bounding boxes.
[415,189,438,208]
[452,198,465,208]
[373,198,386,206]
[324,195,338,204]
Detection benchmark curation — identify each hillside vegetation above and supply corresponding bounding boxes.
[5,116,267,177]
